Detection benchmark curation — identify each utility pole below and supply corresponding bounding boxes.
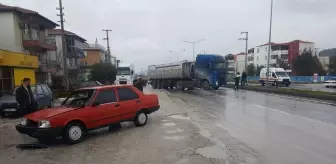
[102,29,112,63]
[266,0,274,87]
[183,39,205,60]
[57,0,69,90]
[239,32,248,72]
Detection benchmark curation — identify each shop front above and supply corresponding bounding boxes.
[0,50,38,92]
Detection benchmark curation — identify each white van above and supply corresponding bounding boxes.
[260,68,291,86]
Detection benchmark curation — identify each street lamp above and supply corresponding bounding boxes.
[182,39,205,60]
[239,32,248,71]
[169,48,186,61]
[266,0,274,87]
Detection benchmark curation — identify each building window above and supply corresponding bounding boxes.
[271,55,278,59]
[257,56,259,60]
[265,47,268,52]
[257,48,259,53]
[265,56,267,60]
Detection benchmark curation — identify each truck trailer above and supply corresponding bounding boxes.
[148,54,227,90]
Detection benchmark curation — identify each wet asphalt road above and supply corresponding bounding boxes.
[289,83,336,92]
[167,88,336,164]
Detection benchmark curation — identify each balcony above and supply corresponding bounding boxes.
[22,33,56,52]
[38,60,59,73]
[67,46,85,58]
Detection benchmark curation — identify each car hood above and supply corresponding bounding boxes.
[0,95,16,104]
[25,106,77,121]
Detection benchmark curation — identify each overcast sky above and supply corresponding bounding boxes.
[3,0,336,71]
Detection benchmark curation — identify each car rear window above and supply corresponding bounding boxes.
[117,87,139,101]
[41,85,50,94]
[94,89,117,104]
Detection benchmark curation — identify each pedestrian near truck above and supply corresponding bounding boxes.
[15,78,37,116]
[241,71,248,87]
[136,76,145,92]
[234,72,241,91]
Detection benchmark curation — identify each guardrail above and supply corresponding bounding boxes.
[247,76,335,83]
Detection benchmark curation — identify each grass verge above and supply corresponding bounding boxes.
[225,84,336,102]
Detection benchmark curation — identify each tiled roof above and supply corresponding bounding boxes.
[48,29,86,42]
[0,3,58,27]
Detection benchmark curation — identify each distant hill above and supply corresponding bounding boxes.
[319,48,336,57]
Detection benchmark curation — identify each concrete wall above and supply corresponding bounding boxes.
[0,12,23,53]
[81,49,102,66]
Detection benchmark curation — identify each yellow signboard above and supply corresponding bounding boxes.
[0,50,38,68]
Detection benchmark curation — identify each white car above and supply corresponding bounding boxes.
[324,77,336,88]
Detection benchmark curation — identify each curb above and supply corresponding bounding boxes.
[225,84,336,102]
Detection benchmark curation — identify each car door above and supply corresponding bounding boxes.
[116,87,140,121]
[40,85,52,106]
[90,88,119,128]
[35,85,47,109]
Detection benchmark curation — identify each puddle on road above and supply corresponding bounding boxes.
[176,158,189,164]
[168,115,190,120]
[196,145,229,160]
[162,122,176,127]
[163,135,185,141]
[166,128,184,134]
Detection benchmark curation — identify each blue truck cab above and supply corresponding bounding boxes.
[195,54,227,89]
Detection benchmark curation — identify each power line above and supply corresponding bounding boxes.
[57,0,69,90]
[102,29,112,64]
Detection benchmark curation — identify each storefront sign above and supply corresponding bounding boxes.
[0,50,38,68]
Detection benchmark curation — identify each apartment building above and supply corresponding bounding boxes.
[236,40,315,75]
[46,29,86,87]
[0,3,58,92]
[80,40,117,81]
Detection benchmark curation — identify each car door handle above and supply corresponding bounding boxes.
[115,104,120,107]
[136,100,140,103]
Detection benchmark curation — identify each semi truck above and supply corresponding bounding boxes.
[115,64,134,85]
[148,54,227,90]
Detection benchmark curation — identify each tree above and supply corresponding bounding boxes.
[255,65,265,76]
[276,56,290,70]
[293,52,326,76]
[329,56,336,75]
[89,63,117,84]
[246,64,256,76]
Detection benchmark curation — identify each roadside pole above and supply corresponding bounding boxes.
[103,29,112,63]
[266,0,274,87]
[57,0,69,90]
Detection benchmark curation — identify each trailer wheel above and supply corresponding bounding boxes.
[201,80,210,90]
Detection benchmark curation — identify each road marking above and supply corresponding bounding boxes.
[253,104,336,128]
[272,94,336,106]
[253,105,290,115]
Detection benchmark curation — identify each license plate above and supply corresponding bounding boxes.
[4,108,17,112]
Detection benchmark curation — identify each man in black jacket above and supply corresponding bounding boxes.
[15,78,37,116]
[135,76,144,92]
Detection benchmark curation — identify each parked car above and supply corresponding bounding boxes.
[324,77,336,88]
[0,84,53,117]
[16,85,160,144]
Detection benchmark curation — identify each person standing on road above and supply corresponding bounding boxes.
[234,72,241,90]
[241,71,247,87]
[136,76,144,92]
[15,78,37,116]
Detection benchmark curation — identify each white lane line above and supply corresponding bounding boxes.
[253,105,290,115]
[253,104,336,128]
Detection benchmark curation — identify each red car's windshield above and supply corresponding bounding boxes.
[62,89,96,107]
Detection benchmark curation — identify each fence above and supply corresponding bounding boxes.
[247,76,335,83]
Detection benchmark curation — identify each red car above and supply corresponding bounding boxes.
[16,85,160,144]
